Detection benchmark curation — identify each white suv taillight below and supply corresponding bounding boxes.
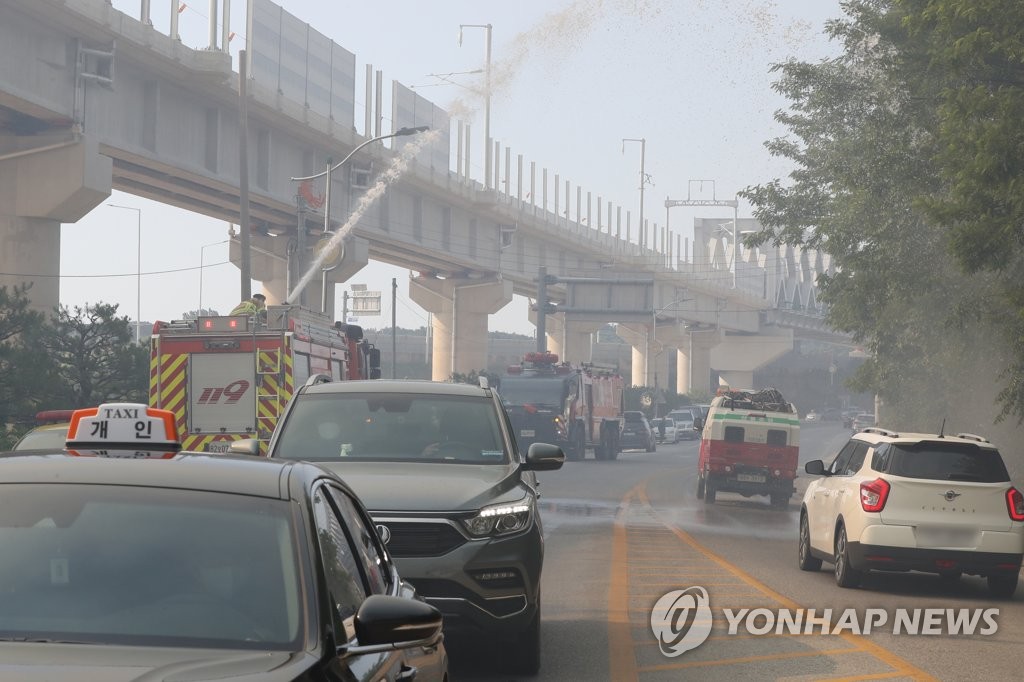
[860,478,890,513]
[1006,487,1024,521]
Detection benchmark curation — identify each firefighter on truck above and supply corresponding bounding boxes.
[499,352,624,461]
[149,305,380,456]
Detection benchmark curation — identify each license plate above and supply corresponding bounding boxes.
[519,429,535,438]
[916,526,976,548]
[737,473,766,483]
[207,442,230,453]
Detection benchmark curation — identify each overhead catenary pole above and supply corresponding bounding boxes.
[238,49,252,300]
[391,277,397,379]
[622,137,647,248]
[536,266,547,352]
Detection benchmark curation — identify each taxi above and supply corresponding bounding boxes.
[0,403,448,681]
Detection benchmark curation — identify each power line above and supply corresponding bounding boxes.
[0,260,232,279]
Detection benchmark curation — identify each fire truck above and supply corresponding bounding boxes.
[499,352,624,461]
[149,305,380,455]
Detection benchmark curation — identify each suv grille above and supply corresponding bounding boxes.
[382,521,467,557]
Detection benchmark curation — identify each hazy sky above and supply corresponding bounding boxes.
[65,0,843,335]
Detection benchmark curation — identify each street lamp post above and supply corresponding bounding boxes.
[459,23,492,190]
[289,126,429,313]
[199,238,230,313]
[621,138,648,248]
[107,203,142,344]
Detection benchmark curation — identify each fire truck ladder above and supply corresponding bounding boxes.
[256,347,283,442]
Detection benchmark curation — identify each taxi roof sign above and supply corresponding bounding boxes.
[66,403,180,448]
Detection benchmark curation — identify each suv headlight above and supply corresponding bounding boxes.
[462,497,534,538]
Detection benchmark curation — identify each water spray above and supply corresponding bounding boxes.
[285,128,441,307]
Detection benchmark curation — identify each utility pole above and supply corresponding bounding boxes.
[391,277,397,379]
[622,138,647,248]
[536,266,548,352]
[238,49,252,300]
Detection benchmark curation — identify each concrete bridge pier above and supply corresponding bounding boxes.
[410,275,513,381]
[615,323,669,388]
[526,311,601,365]
[0,134,112,315]
[230,234,369,315]
[677,328,722,396]
[710,327,794,391]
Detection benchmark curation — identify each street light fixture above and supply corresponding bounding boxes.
[459,23,492,190]
[290,126,429,312]
[107,203,142,344]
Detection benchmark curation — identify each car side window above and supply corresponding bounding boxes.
[828,441,857,475]
[311,487,367,630]
[326,486,391,595]
[842,442,870,475]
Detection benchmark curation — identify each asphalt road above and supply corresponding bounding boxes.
[449,424,1024,681]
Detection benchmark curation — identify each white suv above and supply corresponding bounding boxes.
[799,427,1024,597]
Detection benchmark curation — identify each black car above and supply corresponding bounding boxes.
[251,378,564,676]
[620,410,656,451]
[0,403,447,681]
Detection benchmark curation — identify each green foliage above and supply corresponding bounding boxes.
[0,284,50,423]
[449,369,501,388]
[741,0,1024,424]
[40,303,149,406]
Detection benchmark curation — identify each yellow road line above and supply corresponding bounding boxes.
[607,487,638,682]
[638,646,859,672]
[827,673,910,681]
[635,485,939,681]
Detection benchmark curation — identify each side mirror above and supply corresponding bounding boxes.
[805,459,827,476]
[228,439,261,456]
[346,595,442,653]
[522,442,565,471]
[693,417,703,430]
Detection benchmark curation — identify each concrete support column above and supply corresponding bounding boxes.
[0,216,60,316]
[0,134,112,315]
[614,324,648,387]
[410,275,513,381]
[677,329,722,396]
[562,319,602,365]
[710,327,794,390]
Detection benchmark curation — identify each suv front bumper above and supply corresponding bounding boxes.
[376,517,543,637]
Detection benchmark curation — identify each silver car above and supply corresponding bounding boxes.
[262,379,564,676]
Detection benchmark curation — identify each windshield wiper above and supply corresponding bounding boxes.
[0,637,98,644]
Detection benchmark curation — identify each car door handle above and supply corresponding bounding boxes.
[396,664,418,681]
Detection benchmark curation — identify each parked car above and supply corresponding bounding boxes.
[842,408,862,428]
[799,427,1024,597]
[0,402,448,681]
[805,410,821,422]
[254,379,563,676]
[673,413,698,441]
[650,417,678,444]
[852,412,876,430]
[621,410,656,452]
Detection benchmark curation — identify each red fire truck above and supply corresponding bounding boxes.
[149,305,379,455]
[500,352,624,461]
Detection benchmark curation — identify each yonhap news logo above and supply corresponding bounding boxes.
[649,587,714,657]
[651,586,1000,657]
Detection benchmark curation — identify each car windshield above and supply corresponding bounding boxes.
[498,377,566,407]
[0,484,302,649]
[274,392,509,463]
[13,427,69,451]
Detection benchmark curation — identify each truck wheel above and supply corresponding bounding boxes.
[566,428,583,461]
[696,474,706,499]
[703,478,716,504]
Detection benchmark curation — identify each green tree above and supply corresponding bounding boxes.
[0,284,50,423]
[740,0,1014,428]
[39,303,149,407]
